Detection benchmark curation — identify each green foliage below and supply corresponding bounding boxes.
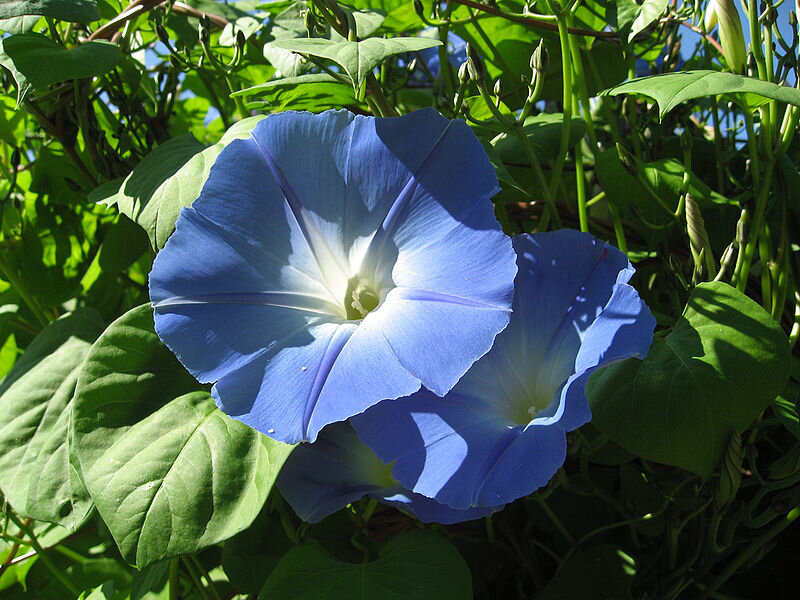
[605,70,800,118]
[0,310,103,530]
[0,0,100,23]
[272,37,440,91]
[72,305,292,567]
[258,529,472,599]
[0,0,798,597]
[0,33,119,104]
[589,282,791,477]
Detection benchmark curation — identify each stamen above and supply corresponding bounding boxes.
[344,276,381,320]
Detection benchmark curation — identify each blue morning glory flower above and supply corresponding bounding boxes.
[352,230,656,509]
[148,108,517,445]
[277,421,500,524]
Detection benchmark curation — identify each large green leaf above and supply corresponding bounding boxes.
[262,3,385,77]
[233,74,357,112]
[99,134,205,251]
[72,305,292,567]
[258,529,472,599]
[0,33,119,104]
[589,282,791,477]
[0,0,99,22]
[103,117,264,251]
[271,37,440,91]
[0,309,103,531]
[603,70,800,118]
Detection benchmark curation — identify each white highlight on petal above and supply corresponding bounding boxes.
[411,411,468,496]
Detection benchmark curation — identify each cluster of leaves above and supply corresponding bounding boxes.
[0,0,798,598]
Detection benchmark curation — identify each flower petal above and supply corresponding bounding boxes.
[352,390,568,509]
[210,317,422,444]
[352,230,655,508]
[149,109,516,445]
[277,421,499,524]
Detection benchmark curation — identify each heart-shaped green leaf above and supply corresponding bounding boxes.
[72,305,293,567]
[0,33,119,104]
[589,282,791,477]
[102,117,264,250]
[270,37,440,91]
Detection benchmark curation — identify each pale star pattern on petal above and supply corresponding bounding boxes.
[149,108,517,445]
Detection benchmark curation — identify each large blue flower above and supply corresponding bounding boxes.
[277,421,500,524]
[352,230,656,509]
[149,109,517,444]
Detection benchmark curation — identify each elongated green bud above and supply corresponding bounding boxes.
[530,39,548,74]
[705,0,747,73]
[714,430,743,511]
[466,43,486,82]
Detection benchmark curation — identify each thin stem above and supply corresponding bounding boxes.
[546,9,573,200]
[366,75,397,117]
[735,161,774,292]
[5,512,79,596]
[574,146,588,232]
[190,555,221,600]
[608,203,629,254]
[693,505,800,600]
[181,556,212,600]
[169,558,180,600]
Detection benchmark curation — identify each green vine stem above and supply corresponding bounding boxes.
[544,3,573,200]
[693,504,800,600]
[5,511,79,596]
[181,556,212,600]
[734,161,774,293]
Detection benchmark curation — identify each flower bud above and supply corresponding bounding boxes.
[530,39,548,74]
[466,43,485,82]
[303,9,318,34]
[155,22,171,46]
[493,78,502,98]
[706,0,747,73]
[457,61,469,84]
[714,431,743,511]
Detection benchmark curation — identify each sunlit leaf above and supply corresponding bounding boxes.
[0,310,103,530]
[604,70,800,118]
[72,305,293,567]
[0,0,99,22]
[589,282,791,477]
[271,37,440,91]
[0,33,118,104]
